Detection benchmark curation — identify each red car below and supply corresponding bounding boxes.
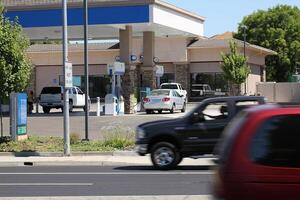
[213,105,300,200]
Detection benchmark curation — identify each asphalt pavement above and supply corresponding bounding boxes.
[1,103,198,139]
[0,165,214,198]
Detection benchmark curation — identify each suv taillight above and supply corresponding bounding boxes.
[143,97,150,103]
[162,97,170,102]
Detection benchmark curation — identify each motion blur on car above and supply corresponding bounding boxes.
[213,105,300,200]
[136,96,266,170]
[143,89,186,114]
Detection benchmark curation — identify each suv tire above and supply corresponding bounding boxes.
[181,103,186,113]
[170,104,175,114]
[43,107,50,114]
[69,100,73,112]
[150,142,181,170]
[146,110,152,114]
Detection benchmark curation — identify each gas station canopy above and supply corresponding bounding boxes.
[4,0,205,40]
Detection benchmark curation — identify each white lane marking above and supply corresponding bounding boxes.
[0,183,93,186]
[0,171,214,175]
[0,195,212,200]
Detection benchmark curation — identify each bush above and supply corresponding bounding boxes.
[70,133,80,145]
[102,127,135,150]
[0,128,135,152]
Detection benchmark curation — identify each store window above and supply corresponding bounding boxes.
[59,75,111,99]
[250,115,300,168]
[190,73,228,97]
[160,73,175,84]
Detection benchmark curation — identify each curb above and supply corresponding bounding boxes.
[0,195,212,200]
[0,161,144,167]
[0,151,137,157]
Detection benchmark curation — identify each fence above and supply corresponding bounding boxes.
[256,82,300,103]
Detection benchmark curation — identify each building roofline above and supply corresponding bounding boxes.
[4,0,205,22]
[188,38,277,56]
[154,0,205,21]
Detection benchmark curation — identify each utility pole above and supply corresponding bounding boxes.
[84,0,89,141]
[63,0,70,156]
[242,25,248,95]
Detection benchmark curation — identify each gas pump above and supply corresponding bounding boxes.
[155,65,164,88]
[105,62,125,116]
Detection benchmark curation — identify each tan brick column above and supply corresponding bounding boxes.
[120,26,137,114]
[175,63,190,97]
[142,31,156,89]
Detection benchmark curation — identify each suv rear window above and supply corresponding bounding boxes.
[151,90,170,96]
[41,87,61,94]
[192,85,205,90]
[250,114,300,168]
[161,84,178,90]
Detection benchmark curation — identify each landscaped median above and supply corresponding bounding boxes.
[0,127,135,153]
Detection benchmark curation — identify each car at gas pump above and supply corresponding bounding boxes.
[143,89,186,114]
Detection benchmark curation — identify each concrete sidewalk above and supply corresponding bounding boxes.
[0,152,215,167]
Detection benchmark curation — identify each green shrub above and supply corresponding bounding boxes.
[70,133,80,144]
[102,127,135,150]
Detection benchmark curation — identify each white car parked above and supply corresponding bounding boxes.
[143,89,186,114]
[39,86,89,113]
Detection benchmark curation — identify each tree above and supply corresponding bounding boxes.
[0,5,31,101]
[221,40,250,95]
[235,5,300,82]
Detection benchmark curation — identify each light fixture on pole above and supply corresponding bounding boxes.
[241,25,248,95]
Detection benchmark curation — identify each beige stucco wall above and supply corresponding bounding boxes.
[189,62,222,73]
[245,65,262,95]
[188,47,266,66]
[188,48,229,62]
[257,82,300,103]
[132,37,188,63]
[28,50,119,66]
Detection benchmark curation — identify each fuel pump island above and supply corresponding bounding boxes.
[105,62,125,116]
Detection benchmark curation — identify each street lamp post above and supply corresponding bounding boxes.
[62,0,70,156]
[241,25,248,95]
[83,0,89,141]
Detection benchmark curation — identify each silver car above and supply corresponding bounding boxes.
[143,89,186,114]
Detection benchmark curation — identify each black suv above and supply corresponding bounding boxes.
[136,96,266,170]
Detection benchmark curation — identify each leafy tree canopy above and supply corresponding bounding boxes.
[221,40,250,85]
[235,5,300,82]
[0,5,31,100]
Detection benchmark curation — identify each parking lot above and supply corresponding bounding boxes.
[1,103,198,140]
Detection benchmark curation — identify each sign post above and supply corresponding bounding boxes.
[62,0,71,156]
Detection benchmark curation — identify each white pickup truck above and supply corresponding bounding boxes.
[39,86,89,113]
[160,83,187,101]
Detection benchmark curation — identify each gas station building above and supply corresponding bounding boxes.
[4,0,276,113]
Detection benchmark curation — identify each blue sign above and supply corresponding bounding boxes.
[17,93,27,135]
[6,5,150,28]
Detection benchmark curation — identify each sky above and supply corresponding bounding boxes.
[164,0,300,37]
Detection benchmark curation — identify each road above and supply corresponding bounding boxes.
[1,103,198,139]
[0,165,214,197]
